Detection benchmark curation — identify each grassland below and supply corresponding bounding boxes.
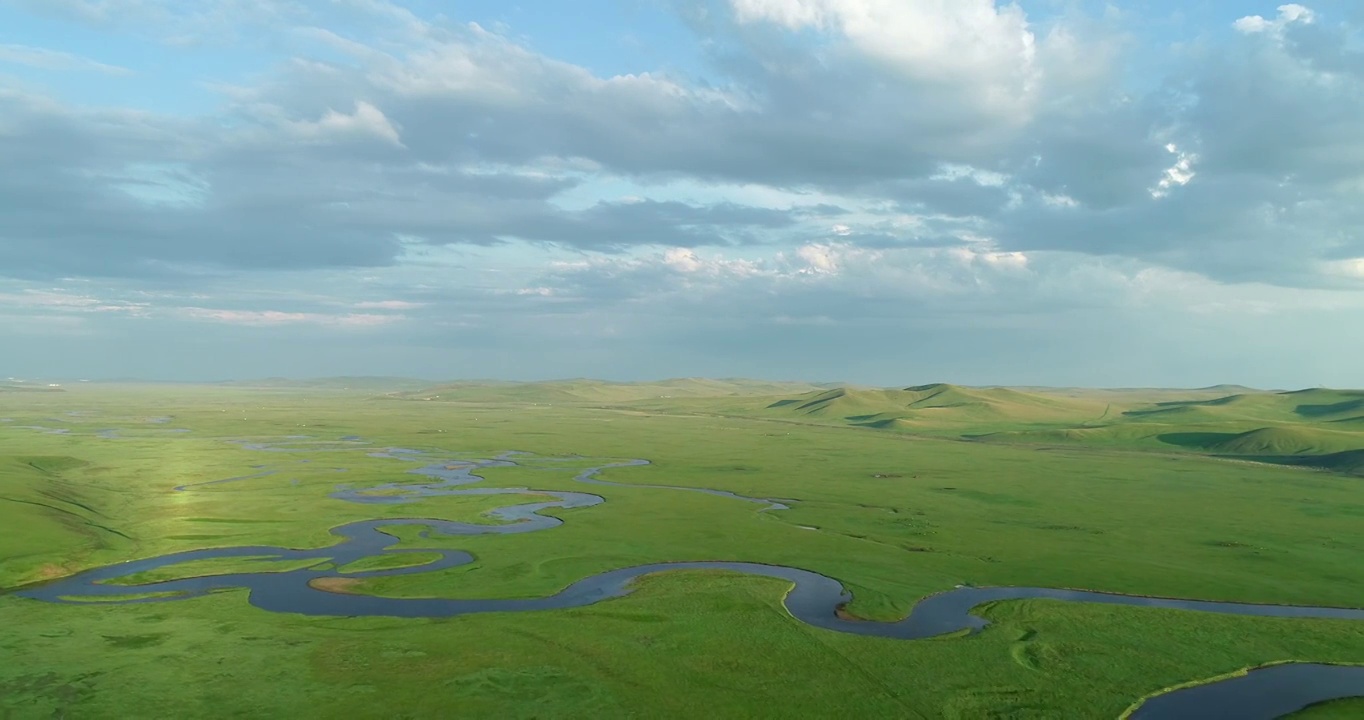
[1294,698,1364,718]
[2,380,1362,718]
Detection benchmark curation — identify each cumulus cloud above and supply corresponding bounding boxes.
[1234,4,1315,34]
[286,101,404,146]
[729,0,1038,116]
[0,3,1092,279]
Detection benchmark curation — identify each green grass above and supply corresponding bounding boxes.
[1267,449,1364,476]
[57,591,189,602]
[104,556,327,585]
[1,382,1363,718]
[1289,697,1364,718]
[337,552,446,574]
[0,455,134,583]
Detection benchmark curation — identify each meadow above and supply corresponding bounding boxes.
[1,380,1362,718]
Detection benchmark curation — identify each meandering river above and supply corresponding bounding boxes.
[14,441,1364,718]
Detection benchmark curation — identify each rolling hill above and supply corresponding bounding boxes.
[1292,449,1364,475]
[1281,388,1364,421]
[764,383,1110,427]
[752,384,1364,473]
[1123,389,1364,425]
[1157,426,1364,456]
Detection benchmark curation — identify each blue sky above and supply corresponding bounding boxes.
[1,1,1363,387]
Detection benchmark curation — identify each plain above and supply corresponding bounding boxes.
[2,381,1362,719]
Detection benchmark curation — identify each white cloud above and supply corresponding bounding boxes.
[948,247,1029,270]
[1233,15,1272,34]
[663,248,704,273]
[534,243,1364,324]
[1040,192,1079,208]
[287,101,404,146]
[728,0,1036,94]
[539,242,1051,306]
[1233,4,1315,34]
[1150,143,1198,199]
[736,0,1031,79]
[661,248,765,277]
[794,243,845,274]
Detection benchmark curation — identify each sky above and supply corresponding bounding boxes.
[1,0,1362,388]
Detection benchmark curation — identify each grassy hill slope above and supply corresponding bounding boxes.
[748,384,1364,474]
[0,455,130,583]
[764,383,1110,427]
[1124,389,1364,425]
[1197,426,1364,455]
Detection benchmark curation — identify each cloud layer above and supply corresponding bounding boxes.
[1,0,1362,385]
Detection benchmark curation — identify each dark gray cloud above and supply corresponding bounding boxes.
[0,85,811,278]
[880,178,1014,219]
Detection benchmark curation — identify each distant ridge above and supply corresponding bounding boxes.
[0,383,64,393]
[396,378,836,403]
[212,376,435,390]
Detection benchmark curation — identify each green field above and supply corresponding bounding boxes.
[2,380,1363,718]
